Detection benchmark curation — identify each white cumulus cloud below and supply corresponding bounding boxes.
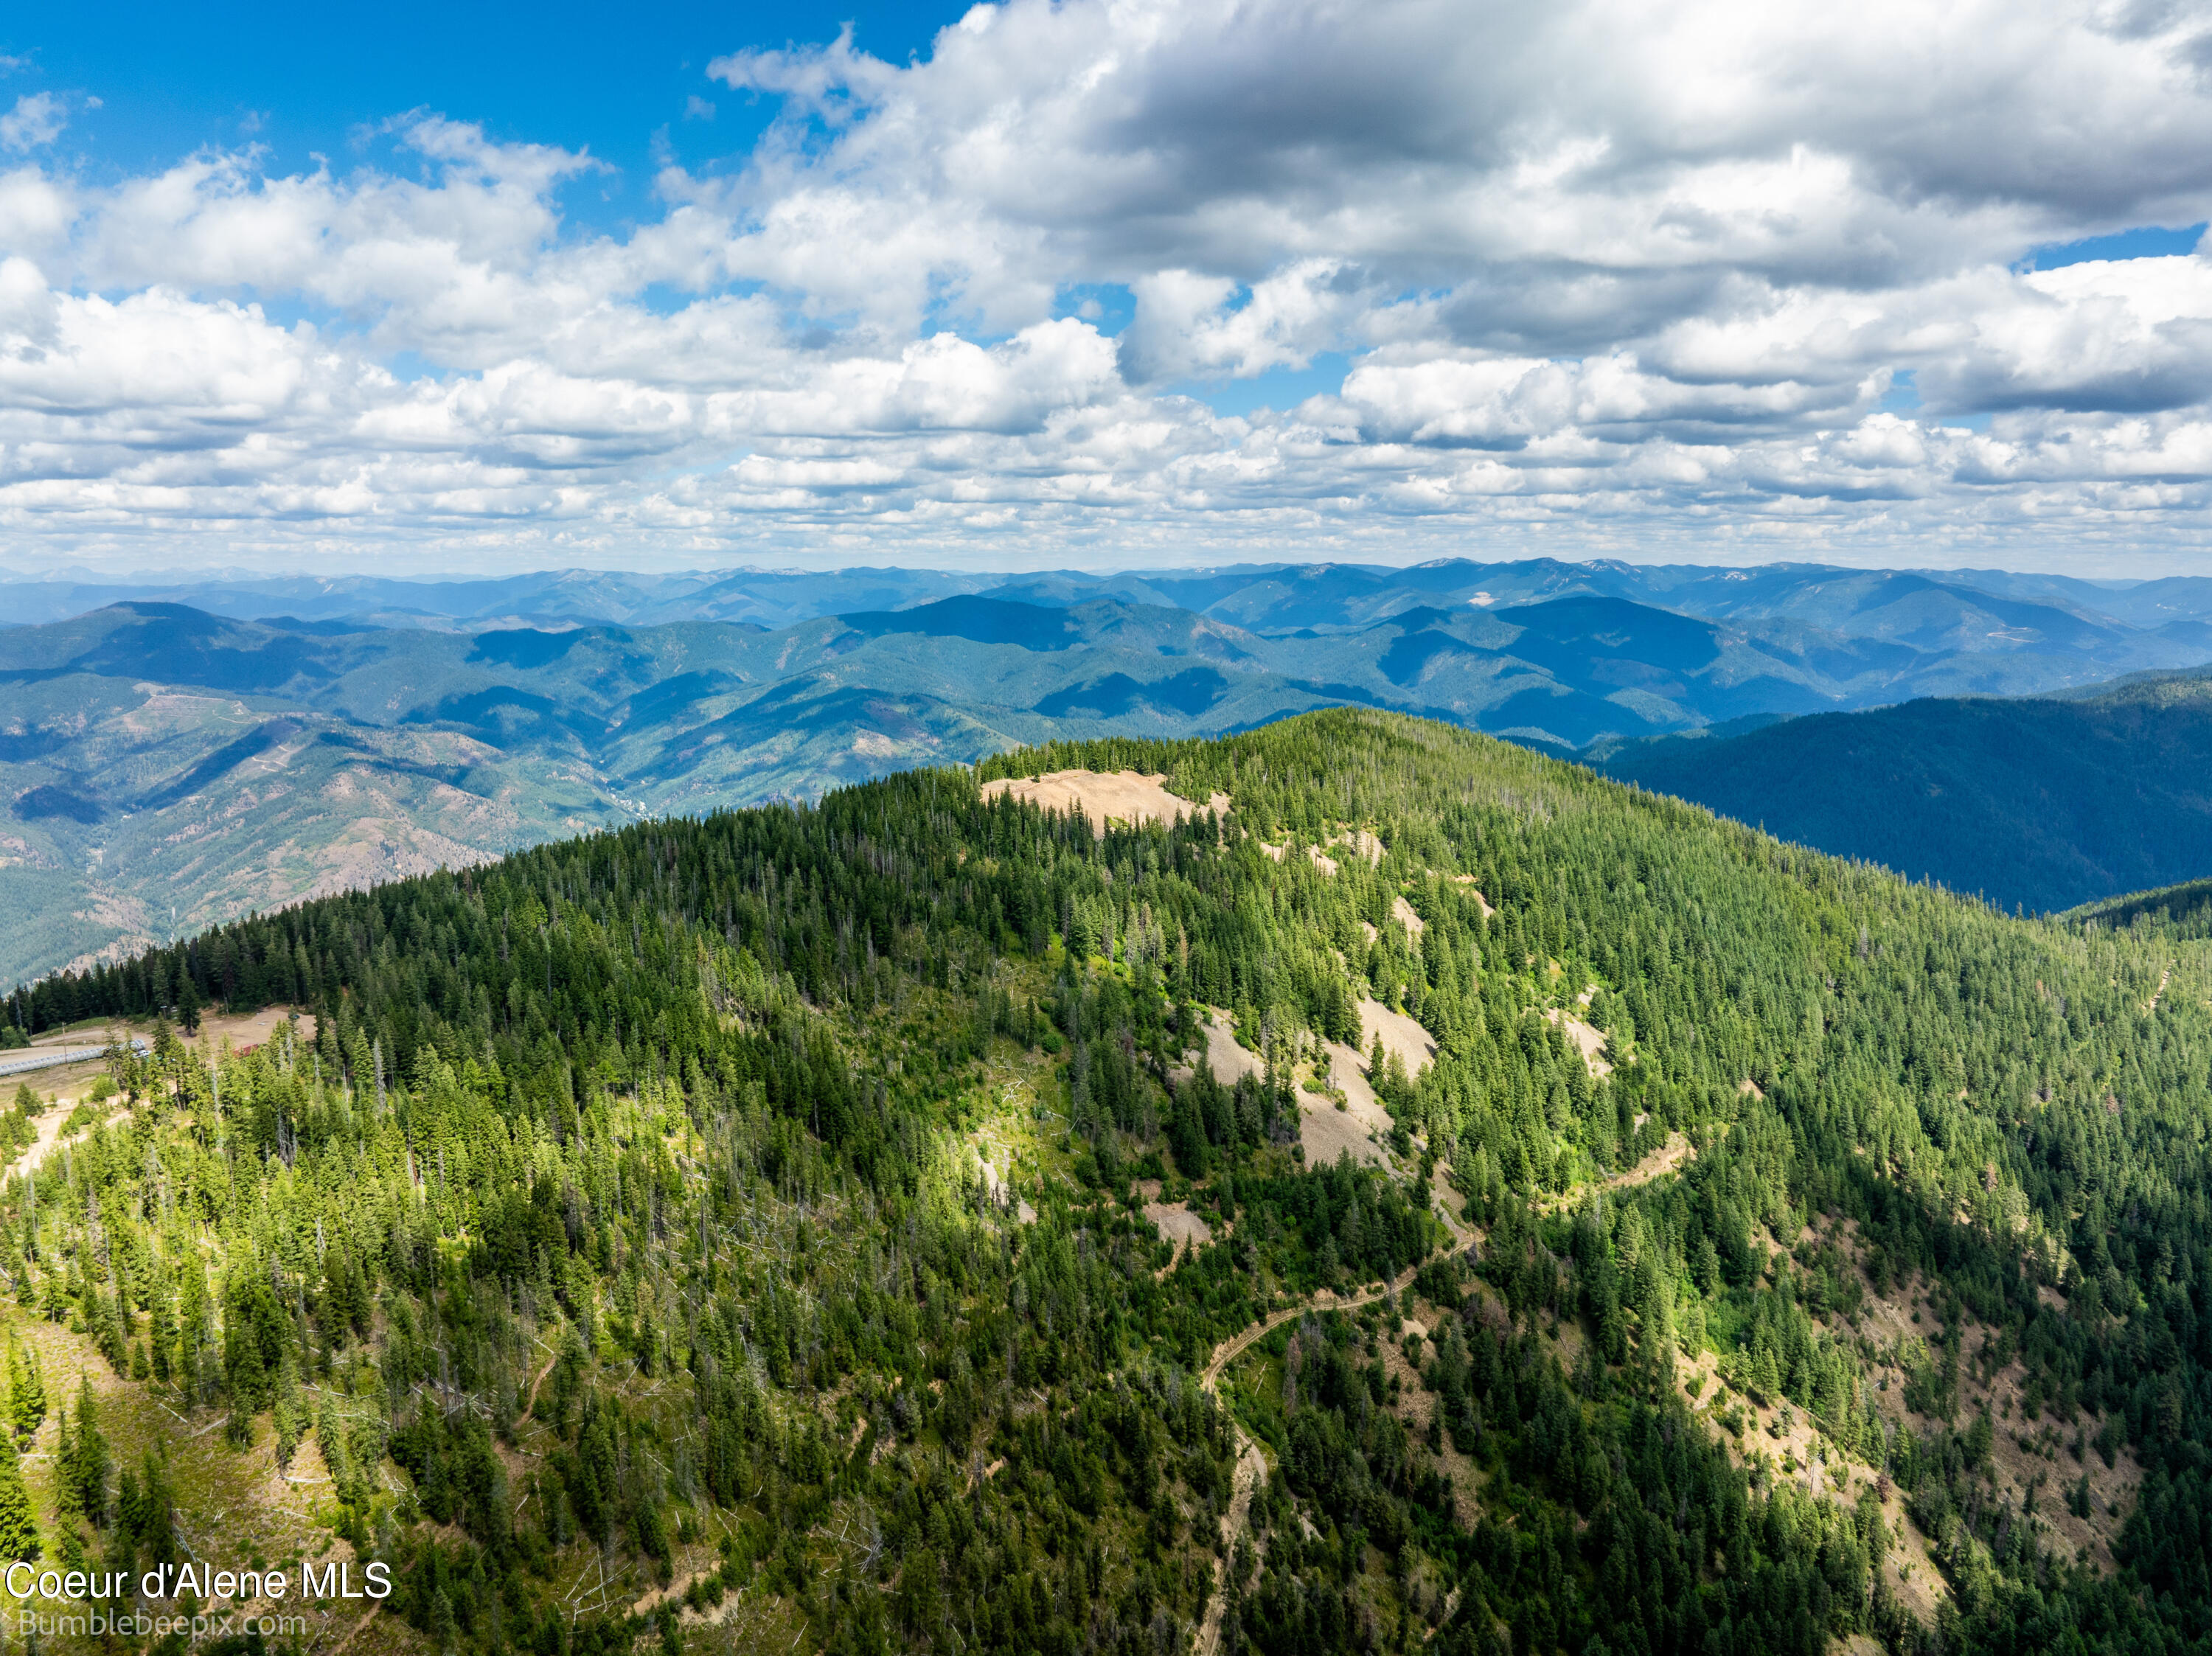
[0,94,65,154]
[4,0,2212,574]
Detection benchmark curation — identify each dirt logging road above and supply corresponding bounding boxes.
[1193,1217,1475,1656]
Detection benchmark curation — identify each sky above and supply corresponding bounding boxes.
[6,0,2212,578]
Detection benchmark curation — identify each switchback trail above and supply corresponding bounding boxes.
[1193,1138,1698,1655]
[1193,1193,1475,1656]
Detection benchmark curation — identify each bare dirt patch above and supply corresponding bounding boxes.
[1179,1006,1404,1172]
[1144,1202,1214,1264]
[1700,1212,2151,1597]
[631,1567,726,1621]
[1534,1132,1694,1216]
[202,1005,315,1051]
[1197,1255,1451,1654]
[1300,832,1383,876]
[1191,1014,1266,1088]
[1321,1040,1385,1113]
[1613,1130,1691,1188]
[1453,1206,1944,1622]
[1196,1427,1270,1656]
[970,1146,1038,1223]
[1391,895,1425,937]
[1358,998,1436,1077]
[1298,1092,1391,1169]
[981,769,1229,837]
[1301,1042,1396,1169]
[1328,829,1385,867]
[1809,1215,2143,1571]
[1428,1161,1475,1229]
[6,1011,319,1152]
[1444,874,1496,918]
[1544,1007,1612,1076]
[1676,1342,1951,1623]
[1931,1346,2142,1571]
[973,1145,1009,1203]
[1381,1307,1487,1522]
[23,1005,312,1057]
[17,1099,129,1177]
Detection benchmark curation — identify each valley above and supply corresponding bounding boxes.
[10,556,2212,988]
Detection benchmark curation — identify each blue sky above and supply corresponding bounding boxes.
[6,3,961,215]
[2031,224,2206,271]
[10,2,1354,416]
[4,0,2212,577]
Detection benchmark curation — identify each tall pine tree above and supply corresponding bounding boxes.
[6,1343,44,1438]
[0,1433,36,1562]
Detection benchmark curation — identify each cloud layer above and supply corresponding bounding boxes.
[7,0,2212,573]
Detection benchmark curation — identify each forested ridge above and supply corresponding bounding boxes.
[1588,679,2212,914]
[0,709,2208,1656]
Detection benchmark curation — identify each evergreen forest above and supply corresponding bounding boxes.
[1,708,2209,1656]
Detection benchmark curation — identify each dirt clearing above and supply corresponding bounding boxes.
[1328,829,1385,867]
[1302,1041,1395,1169]
[4,1009,318,1144]
[1380,1306,1487,1522]
[1144,1202,1214,1262]
[1189,1014,1265,1088]
[1359,998,1435,1076]
[1545,1006,1611,1076]
[18,1005,311,1057]
[1676,1339,1951,1624]
[1809,1214,2143,1571]
[1535,1131,1694,1214]
[981,769,1228,836]
[1442,874,1496,918]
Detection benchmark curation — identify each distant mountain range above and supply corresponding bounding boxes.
[1590,667,2212,913]
[7,555,2212,983]
[10,556,2212,679]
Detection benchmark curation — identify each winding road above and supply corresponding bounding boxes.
[1193,1190,1475,1656]
[1192,1135,1698,1655]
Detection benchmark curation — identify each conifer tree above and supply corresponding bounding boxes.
[0,1432,36,1562]
[52,1404,74,1518]
[274,1352,305,1468]
[149,1289,175,1384]
[8,1345,44,1438]
[135,1450,176,1567]
[61,1378,108,1527]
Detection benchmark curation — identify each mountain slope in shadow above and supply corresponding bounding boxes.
[1593,671,2212,912]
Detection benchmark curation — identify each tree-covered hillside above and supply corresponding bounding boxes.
[2068,875,2212,942]
[1,710,2208,1656]
[1592,672,2212,912]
